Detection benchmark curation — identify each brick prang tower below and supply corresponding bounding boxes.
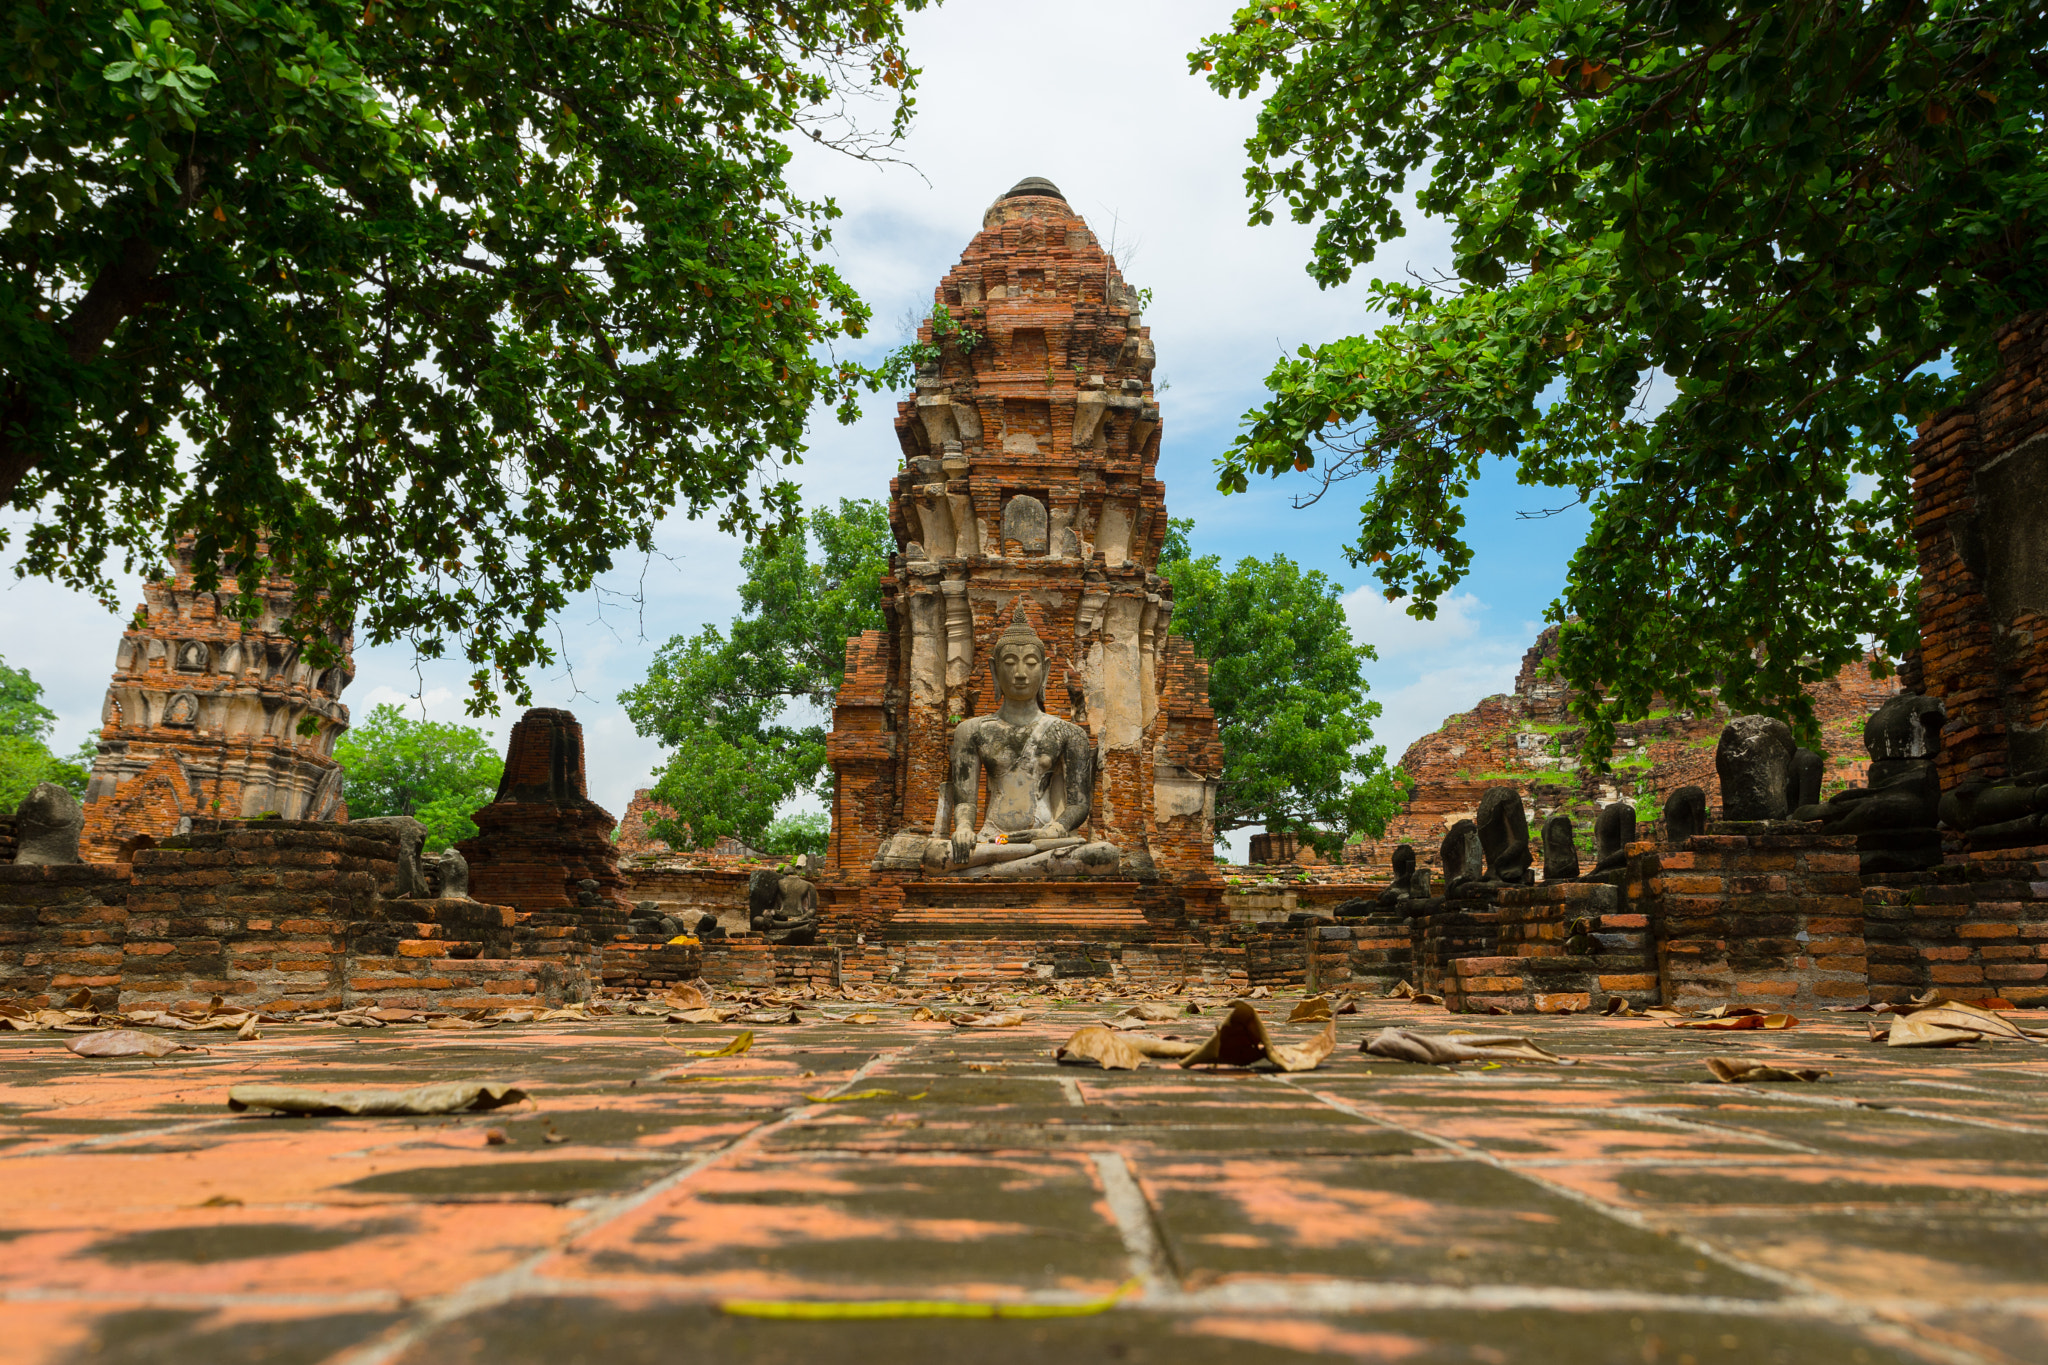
[79,544,354,862]
[825,177,1222,936]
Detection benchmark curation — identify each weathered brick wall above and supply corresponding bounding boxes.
[0,864,132,1009]
[1864,842,2048,1005]
[1653,824,1868,1012]
[620,858,759,935]
[1907,311,2048,790]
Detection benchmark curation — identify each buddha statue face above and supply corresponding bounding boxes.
[995,640,1046,708]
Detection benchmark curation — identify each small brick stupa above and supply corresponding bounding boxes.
[79,544,354,862]
[817,177,1224,975]
[457,708,626,927]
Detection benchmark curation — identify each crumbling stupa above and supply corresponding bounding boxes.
[78,545,353,861]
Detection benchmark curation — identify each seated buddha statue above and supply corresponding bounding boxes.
[926,608,1122,881]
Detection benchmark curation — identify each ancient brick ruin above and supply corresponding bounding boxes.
[78,543,354,862]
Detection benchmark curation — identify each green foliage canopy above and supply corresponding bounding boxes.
[0,656,93,810]
[619,498,890,851]
[3,0,927,708]
[331,702,504,850]
[1160,519,1407,852]
[1195,0,2048,760]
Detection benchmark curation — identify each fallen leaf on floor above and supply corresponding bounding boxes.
[535,1007,590,1022]
[1054,1026,1147,1070]
[1180,1002,1335,1072]
[484,1127,509,1145]
[1288,996,1334,1023]
[1666,1013,1797,1031]
[1603,998,1640,1017]
[815,1011,881,1024]
[1908,988,2018,1011]
[1386,980,1422,999]
[666,983,709,1011]
[195,1194,242,1207]
[494,1010,539,1024]
[235,1015,261,1041]
[909,1006,938,1021]
[740,1009,800,1025]
[805,1088,900,1103]
[1125,1035,1201,1059]
[1113,1002,1182,1023]
[427,1015,496,1031]
[332,1012,387,1028]
[542,1130,569,1145]
[666,1007,742,1024]
[226,1081,528,1116]
[67,1030,206,1058]
[721,1278,1140,1321]
[1334,995,1360,1015]
[1362,1028,1574,1066]
[679,1032,755,1058]
[962,1062,1007,1072]
[954,1010,1026,1029]
[1246,986,1272,999]
[1642,1006,1689,1019]
[1880,1003,2046,1047]
[1706,1058,1830,1083]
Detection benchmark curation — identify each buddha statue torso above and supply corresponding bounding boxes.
[931,609,1121,880]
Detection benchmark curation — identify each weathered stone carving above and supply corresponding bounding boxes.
[1474,787,1531,885]
[929,608,1121,881]
[1594,802,1636,873]
[1439,819,1486,897]
[1375,842,1433,906]
[1808,693,1947,871]
[1716,715,1796,821]
[14,782,84,866]
[1540,814,1579,882]
[1663,786,1709,847]
[352,815,428,897]
[1001,495,1049,555]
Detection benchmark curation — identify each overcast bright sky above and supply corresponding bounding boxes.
[0,0,1591,853]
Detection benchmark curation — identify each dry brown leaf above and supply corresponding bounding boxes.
[1642,1006,1689,1019]
[1288,996,1335,1023]
[1113,1002,1183,1022]
[1054,1025,1148,1070]
[1334,995,1360,1015]
[1907,1002,2046,1040]
[1666,1013,1797,1031]
[740,1008,800,1025]
[1247,986,1272,999]
[1706,1057,1830,1083]
[235,1015,261,1041]
[68,1030,206,1058]
[333,1012,387,1028]
[1602,998,1640,1017]
[228,1081,528,1116]
[955,1010,1027,1029]
[1386,980,1422,999]
[909,1006,938,1021]
[427,1016,495,1031]
[1881,1013,1982,1047]
[1362,1027,1574,1066]
[666,982,709,1011]
[1124,1035,1202,1059]
[666,1007,742,1024]
[494,1010,539,1024]
[1180,1002,1334,1072]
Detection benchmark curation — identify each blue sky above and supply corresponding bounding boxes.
[0,0,1594,853]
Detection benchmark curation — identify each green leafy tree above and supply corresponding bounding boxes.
[3,0,928,708]
[620,498,890,851]
[0,657,94,810]
[332,703,503,850]
[1160,519,1407,854]
[760,810,830,860]
[1195,0,2048,760]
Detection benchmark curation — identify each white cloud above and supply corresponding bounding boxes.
[1374,650,1526,766]
[1344,588,1484,662]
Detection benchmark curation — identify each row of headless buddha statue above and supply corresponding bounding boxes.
[1368,691,2033,911]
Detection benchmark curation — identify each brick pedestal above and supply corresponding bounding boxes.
[1864,843,2048,1004]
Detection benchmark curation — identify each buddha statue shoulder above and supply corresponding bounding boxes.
[929,608,1121,880]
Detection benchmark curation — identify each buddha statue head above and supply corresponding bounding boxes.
[992,605,1048,710]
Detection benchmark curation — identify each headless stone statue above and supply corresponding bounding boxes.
[1663,786,1708,847]
[1811,694,1946,872]
[1439,819,1486,897]
[1475,788,1531,885]
[1784,748,1824,815]
[1375,842,1432,907]
[1716,715,1795,821]
[751,870,818,944]
[930,607,1121,881]
[437,846,473,901]
[1593,802,1636,873]
[1540,814,1579,882]
[14,782,83,866]
[353,815,429,898]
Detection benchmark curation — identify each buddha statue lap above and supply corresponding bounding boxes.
[923,609,1122,881]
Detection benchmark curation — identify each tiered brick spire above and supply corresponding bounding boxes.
[827,177,1221,882]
